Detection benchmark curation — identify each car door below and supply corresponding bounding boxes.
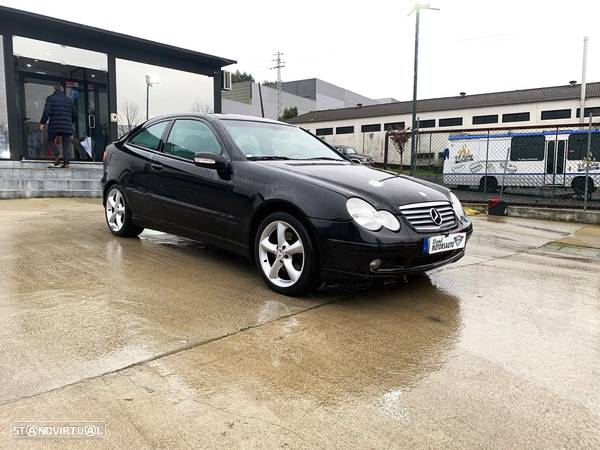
[150,118,233,240]
[120,120,171,218]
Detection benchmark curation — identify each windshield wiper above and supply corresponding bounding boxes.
[246,156,292,161]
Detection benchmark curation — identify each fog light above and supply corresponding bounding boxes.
[369,259,382,271]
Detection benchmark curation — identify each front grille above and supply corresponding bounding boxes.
[398,201,456,233]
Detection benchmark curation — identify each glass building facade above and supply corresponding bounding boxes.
[0,6,234,162]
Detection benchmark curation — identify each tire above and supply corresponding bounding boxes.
[254,212,319,296]
[104,185,144,237]
[572,177,595,198]
[479,176,498,193]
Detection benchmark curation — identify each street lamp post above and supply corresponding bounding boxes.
[145,75,159,121]
[409,3,438,176]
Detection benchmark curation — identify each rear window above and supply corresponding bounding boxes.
[129,121,169,150]
[510,135,545,161]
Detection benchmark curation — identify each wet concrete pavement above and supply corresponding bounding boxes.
[1,198,599,448]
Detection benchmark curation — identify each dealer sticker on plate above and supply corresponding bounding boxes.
[423,232,467,254]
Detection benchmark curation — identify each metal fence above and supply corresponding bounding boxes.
[380,123,600,210]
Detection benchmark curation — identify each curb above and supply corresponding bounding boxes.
[464,203,600,225]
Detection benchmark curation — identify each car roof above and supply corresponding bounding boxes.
[146,113,291,126]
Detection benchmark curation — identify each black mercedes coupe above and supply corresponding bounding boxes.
[102,114,472,296]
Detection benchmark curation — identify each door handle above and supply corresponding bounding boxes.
[150,162,163,171]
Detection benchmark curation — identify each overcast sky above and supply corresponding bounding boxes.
[5,0,600,102]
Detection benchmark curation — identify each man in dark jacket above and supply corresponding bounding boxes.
[39,84,77,168]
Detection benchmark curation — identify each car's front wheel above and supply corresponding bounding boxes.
[104,185,144,237]
[254,212,319,296]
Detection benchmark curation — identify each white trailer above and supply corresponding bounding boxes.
[442,130,600,195]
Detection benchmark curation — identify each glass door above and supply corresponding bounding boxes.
[21,72,108,161]
[23,79,55,159]
[545,140,566,186]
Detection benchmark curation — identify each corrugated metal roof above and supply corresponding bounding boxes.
[289,82,600,124]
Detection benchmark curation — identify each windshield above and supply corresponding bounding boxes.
[222,120,345,161]
[345,147,358,154]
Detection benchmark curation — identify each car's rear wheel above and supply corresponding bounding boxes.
[254,212,319,296]
[104,185,144,237]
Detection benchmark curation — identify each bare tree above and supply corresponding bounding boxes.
[118,101,142,137]
[190,100,214,114]
[388,128,412,173]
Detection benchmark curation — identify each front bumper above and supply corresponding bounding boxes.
[311,217,473,281]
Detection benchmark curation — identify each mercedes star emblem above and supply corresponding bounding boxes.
[429,208,443,226]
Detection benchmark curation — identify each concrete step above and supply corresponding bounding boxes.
[0,179,102,190]
[0,161,104,199]
[0,167,103,180]
[0,161,103,170]
[0,189,102,199]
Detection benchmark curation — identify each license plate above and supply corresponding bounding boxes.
[423,232,467,254]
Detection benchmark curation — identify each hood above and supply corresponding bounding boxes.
[263,161,450,210]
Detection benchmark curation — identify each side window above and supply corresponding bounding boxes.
[568,133,600,160]
[164,120,222,160]
[510,135,545,161]
[129,122,169,150]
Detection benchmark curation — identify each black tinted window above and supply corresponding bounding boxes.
[361,124,381,133]
[503,112,530,123]
[568,133,600,160]
[541,109,571,120]
[164,120,221,160]
[418,119,436,128]
[129,122,169,150]
[472,114,498,125]
[316,128,333,136]
[336,126,354,134]
[510,135,545,161]
[439,117,463,127]
[384,122,405,130]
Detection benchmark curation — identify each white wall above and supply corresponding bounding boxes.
[298,98,600,164]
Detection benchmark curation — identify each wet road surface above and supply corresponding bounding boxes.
[1,198,599,448]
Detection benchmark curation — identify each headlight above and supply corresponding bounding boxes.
[346,198,400,231]
[449,192,465,220]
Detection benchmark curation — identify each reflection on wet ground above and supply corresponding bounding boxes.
[1,198,599,448]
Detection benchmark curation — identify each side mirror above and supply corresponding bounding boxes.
[193,152,227,170]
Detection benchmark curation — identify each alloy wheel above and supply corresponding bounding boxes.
[258,220,305,288]
[106,188,126,232]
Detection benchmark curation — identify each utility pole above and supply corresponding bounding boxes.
[145,75,159,121]
[408,3,439,176]
[580,36,589,124]
[270,51,285,119]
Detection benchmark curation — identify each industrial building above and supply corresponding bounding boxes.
[289,82,600,163]
[223,78,392,120]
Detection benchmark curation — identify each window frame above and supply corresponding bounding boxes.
[161,118,225,162]
[127,120,172,153]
